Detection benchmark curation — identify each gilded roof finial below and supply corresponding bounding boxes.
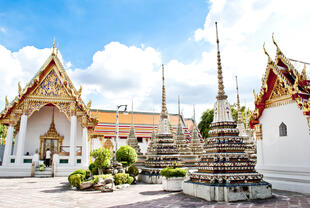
[5,96,9,108]
[302,64,307,80]
[263,42,273,64]
[87,100,92,109]
[272,32,282,56]
[235,76,243,125]
[78,85,82,97]
[160,64,168,119]
[215,22,227,100]
[18,82,22,96]
[52,38,55,55]
[56,42,59,56]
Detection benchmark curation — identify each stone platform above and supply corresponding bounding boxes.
[183,180,272,202]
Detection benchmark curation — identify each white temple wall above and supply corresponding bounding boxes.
[257,102,310,193]
[24,106,83,156]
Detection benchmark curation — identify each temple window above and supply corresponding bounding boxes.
[279,122,287,137]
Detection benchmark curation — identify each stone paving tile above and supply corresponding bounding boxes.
[0,177,309,208]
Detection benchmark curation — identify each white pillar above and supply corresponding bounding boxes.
[2,125,14,166]
[15,114,28,165]
[82,127,89,167]
[69,115,77,166]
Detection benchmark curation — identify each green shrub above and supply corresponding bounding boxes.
[88,162,98,175]
[114,173,132,185]
[160,167,187,178]
[92,174,113,184]
[127,165,139,176]
[68,169,88,181]
[116,145,137,167]
[68,174,83,188]
[127,176,134,184]
[90,148,111,174]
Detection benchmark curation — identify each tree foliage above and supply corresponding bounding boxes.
[116,145,137,167]
[0,124,7,144]
[90,148,111,174]
[198,104,252,139]
[198,109,214,139]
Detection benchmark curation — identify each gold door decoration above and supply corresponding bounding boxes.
[39,112,64,159]
[103,139,114,155]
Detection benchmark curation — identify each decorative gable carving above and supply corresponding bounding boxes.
[269,78,289,100]
[32,68,70,98]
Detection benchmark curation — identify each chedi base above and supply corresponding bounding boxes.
[183,181,272,202]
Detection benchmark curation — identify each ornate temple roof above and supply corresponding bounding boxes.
[0,41,97,129]
[250,34,310,128]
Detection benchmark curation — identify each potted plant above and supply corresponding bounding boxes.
[160,166,187,191]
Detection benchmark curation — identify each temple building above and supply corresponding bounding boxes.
[183,22,272,202]
[0,42,97,177]
[250,35,310,194]
[89,109,201,155]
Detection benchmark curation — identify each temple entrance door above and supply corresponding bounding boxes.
[43,139,59,160]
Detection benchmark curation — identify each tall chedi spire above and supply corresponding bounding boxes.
[235,75,247,136]
[177,96,183,135]
[215,22,227,101]
[158,64,170,134]
[183,22,272,201]
[127,100,141,154]
[213,22,234,123]
[190,105,204,155]
[142,65,183,184]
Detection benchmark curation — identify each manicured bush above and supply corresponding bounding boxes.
[114,173,132,185]
[116,145,137,167]
[92,174,113,184]
[88,162,98,175]
[127,165,139,176]
[68,169,88,181]
[160,167,187,178]
[68,174,83,188]
[90,148,111,174]
[127,176,134,185]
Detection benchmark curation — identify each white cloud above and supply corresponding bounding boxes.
[194,0,310,109]
[2,0,310,122]
[0,27,6,34]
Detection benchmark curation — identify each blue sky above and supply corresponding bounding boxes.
[1,0,310,120]
[0,0,210,68]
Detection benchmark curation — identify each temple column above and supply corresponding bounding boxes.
[15,114,28,165]
[82,127,89,166]
[69,103,77,166]
[2,123,15,166]
[81,116,89,167]
[69,115,77,166]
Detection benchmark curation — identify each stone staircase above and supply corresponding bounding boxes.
[34,167,52,178]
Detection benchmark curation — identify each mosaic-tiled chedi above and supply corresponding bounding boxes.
[183,22,271,202]
[235,76,256,162]
[190,108,204,156]
[175,97,193,156]
[127,102,141,155]
[142,65,183,183]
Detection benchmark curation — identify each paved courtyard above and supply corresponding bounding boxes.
[0,177,309,208]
